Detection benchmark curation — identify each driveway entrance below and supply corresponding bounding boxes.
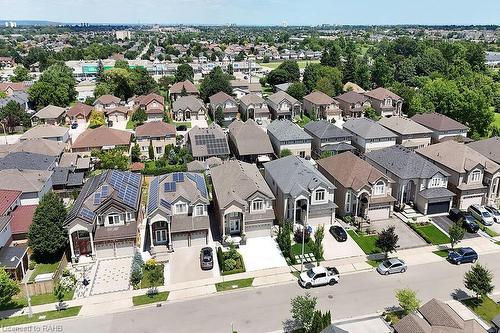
[169,245,220,284]
[89,256,133,296]
[238,237,287,272]
[371,218,427,249]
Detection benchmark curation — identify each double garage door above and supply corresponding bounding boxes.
[367,206,390,221]
[427,201,450,215]
[95,240,135,259]
[460,195,483,210]
[245,222,272,238]
[171,231,207,248]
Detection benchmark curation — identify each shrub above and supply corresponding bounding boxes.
[59,275,76,291]
[224,258,237,271]
[144,259,157,271]
[176,125,187,131]
[28,261,36,270]
[130,253,144,286]
[294,227,311,244]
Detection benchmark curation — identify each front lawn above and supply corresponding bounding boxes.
[462,296,500,324]
[140,264,165,289]
[29,262,60,282]
[366,259,383,267]
[409,223,450,245]
[432,249,451,258]
[0,290,75,311]
[0,306,81,327]
[347,230,380,254]
[132,291,169,306]
[215,278,254,292]
[291,242,314,256]
[173,121,192,128]
[296,115,311,128]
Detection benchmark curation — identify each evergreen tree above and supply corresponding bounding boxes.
[131,143,141,162]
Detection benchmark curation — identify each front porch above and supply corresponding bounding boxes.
[68,227,96,263]
[223,211,246,245]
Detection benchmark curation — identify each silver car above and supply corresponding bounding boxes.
[468,205,494,226]
[377,258,407,275]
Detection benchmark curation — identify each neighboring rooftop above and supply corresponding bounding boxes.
[67,102,93,118]
[0,189,21,216]
[266,90,298,106]
[378,116,433,136]
[0,152,57,171]
[304,120,352,139]
[172,95,205,113]
[267,119,312,142]
[10,205,37,235]
[303,91,336,105]
[0,139,65,158]
[187,123,230,158]
[364,87,402,101]
[411,112,469,132]
[467,136,500,165]
[0,169,52,193]
[94,94,121,105]
[135,121,176,137]
[169,80,198,94]
[20,124,68,140]
[335,91,369,104]
[228,119,274,156]
[72,127,131,150]
[343,117,397,139]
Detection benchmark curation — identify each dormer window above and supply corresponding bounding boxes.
[175,202,187,214]
[471,170,481,182]
[194,204,205,216]
[252,199,264,212]
[374,181,385,195]
[315,189,326,202]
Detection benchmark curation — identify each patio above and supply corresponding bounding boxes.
[237,237,287,272]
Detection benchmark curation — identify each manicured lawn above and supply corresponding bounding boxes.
[296,115,311,128]
[29,262,60,282]
[0,306,81,327]
[478,222,499,237]
[366,259,383,268]
[347,230,380,254]
[140,264,164,289]
[132,291,169,306]
[291,242,314,256]
[173,121,192,128]
[410,223,450,245]
[0,290,75,311]
[260,60,320,70]
[432,249,451,258]
[215,278,254,292]
[462,296,500,324]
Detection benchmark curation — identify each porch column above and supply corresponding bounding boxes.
[149,221,154,248]
[284,198,288,220]
[293,199,297,224]
[241,211,245,236]
[89,231,95,258]
[68,230,75,260]
[355,194,360,217]
[222,213,226,239]
[305,200,309,225]
[167,220,172,250]
[400,184,405,205]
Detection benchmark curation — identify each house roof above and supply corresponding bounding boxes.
[419,187,456,199]
[10,205,37,235]
[0,245,28,270]
[51,167,85,187]
[20,125,69,140]
[264,155,335,197]
[0,91,29,109]
[209,91,236,106]
[33,105,66,119]
[94,94,121,105]
[266,90,298,105]
[135,121,176,137]
[72,127,131,150]
[0,169,52,193]
[317,152,389,192]
[366,145,449,180]
[303,91,336,105]
[467,137,500,165]
[378,116,433,136]
[364,87,402,101]
[335,91,368,104]
[172,96,206,113]
[304,120,352,140]
[239,93,265,106]
[0,139,65,158]
[67,102,93,118]
[416,140,500,174]
[187,124,230,158]
[211,160,275,208]
[267,119,312,142]
[0,189,21,216]
[230,80,262,93]
[228,119,274,156]
[105,106,129,115]
[169,80,198,94]
[0,82,28,92]
[343,118,397,140]
[0,152,56,171]
[411,113,469,132]
[135,93,164,107]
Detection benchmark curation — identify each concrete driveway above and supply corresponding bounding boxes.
[168,245,220,284]
[190,118,208,128]
[431,216,479,239]
[371,218,427,249]
[68,122,88,141]
[489,222,500,234]
[323,222,365,260]
[238,236,287,272]
[89,256,133,296]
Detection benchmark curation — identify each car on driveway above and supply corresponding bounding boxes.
[376,258,407,275]
[485,206,500,223]
[71,122,78,129]
[299,266,339,289]
[200,247,213,270]
[329,225,347,242]
[447,247,478,265]
[448,208,479,233]
[468,205,494,226]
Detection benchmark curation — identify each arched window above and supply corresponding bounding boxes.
[374,181,385,195]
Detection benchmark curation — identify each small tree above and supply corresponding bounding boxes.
[449,221,465,250]
[148,141,155,160]
[53,283,66,310]
[312,225,325,266]
[309,310,331,333]
[215,106,224,126]
[464,264,494,299]
[396,288,420,315]
[147,266,163,294]
[375,226,399,259]
[364,107,381,121]
[0,268,20,305]
[280,149,292,157]
[290,293,317,332]
[131,108,147,125]
[131,143,141,162]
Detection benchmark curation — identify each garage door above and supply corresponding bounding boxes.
[427,201,450,215]
[171,233,189,248]
[115,240,135,257]
[95,242,114,258]
[190,231,207,246]
[460,195,483,210]
[367,206,390,221]
[245,223,272,238]
[77,116,86,124]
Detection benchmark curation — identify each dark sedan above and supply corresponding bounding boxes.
[329,225,347,242]
[447,247,478,265]
[200,247,214,270]
[449,208,479,233]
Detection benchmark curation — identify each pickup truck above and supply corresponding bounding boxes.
[298,266,340,289]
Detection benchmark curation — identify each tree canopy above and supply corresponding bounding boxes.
[28,63,77,110]
[199,67,233,102]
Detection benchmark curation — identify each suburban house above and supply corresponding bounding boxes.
[172,96,207,121]
[20,124,70,143]
[343,118,397,154]
[363,87,403,117]
[394,298,487,333]
[71,127,132,154]
[211,160,275,240]
[228,119,275,163]
[0,152,57,171]
[0,169,53,205]
[132,93,165,122]
[9,205,37,242]
[64,170,142,261]
[378,116,433,149]
[169,80,199,102]
[304,120,355,159]
[230,80,262,99]
[266,119,312,158]
[416,140,500,209]
[302,91,342,122]
[66,102,93,125]
[365,145,455,215]
[93,94,121,112]
[266,91,301,120]
[105,106,129,123]
[135,121,176,160]
[186,123,230,161]
[467,136,500,165]
[0,138,65,159]
[411,112,469,143]
[31,105,67,125]
[264,155,336,225]
[209,91,239,126]
[238,93,271,121]
[0,82,28,96]
[146,172,210,256]
[335,91,370,118]
[317,152,396,221]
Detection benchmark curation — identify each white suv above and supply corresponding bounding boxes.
[468,205,494,226]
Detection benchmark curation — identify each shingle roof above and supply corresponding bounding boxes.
[135,121,176,137]
[364,87,402,101]
[94,94,121,105]
[228,119,274,156]
[419,187,456,199]
[266,91,298,105]
[419,298,464,329]
[33,105,66,120]
[209,91,236,106]
[20,125,68,140]
[0,152,56,171]
[467,137,500,165]
[378,116,433,136]
[0,169,52,193]
[304,120,352,140]
[187,124,229,158]
[0,139,65,158]
[135,93,164,107]
[267,119,312,142]
[239,93,265,106]
[0,189,21,216]
[343,118,397,140]
[335,91,368,104]
[72,127,131,149]
[172,96,206,113]
[169,80,198,94]
[411,113,469,132]
[67,102,93,118]
[10,205,37,235]
[303,91,336,105]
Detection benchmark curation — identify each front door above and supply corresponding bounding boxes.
[229,218,240,234]
[155,229,167,244]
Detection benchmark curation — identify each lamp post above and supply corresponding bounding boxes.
[0,123,7,145]
[11,255,32,318]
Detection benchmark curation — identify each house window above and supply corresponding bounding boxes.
[156,147,162,154]
[429,176,442,188]
[126,212,133,221]
[175,203,187,214]
[374,181,385,195]
[471,170,481,182]
[107,214,119,225]
[252,199,264,212]
[194,204,205,216]
[315,189,326,202]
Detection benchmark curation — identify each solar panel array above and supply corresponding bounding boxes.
[186,173,208,198]
[164,182,176,192]
[194,134,229,156]
[172,172,185,182]
[79,207,95,220]
[94,193,101,205]
[147,177,159,215]
[108,170,141,208]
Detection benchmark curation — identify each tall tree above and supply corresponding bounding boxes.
[449,221,465,250]
[11,65,31,82]
[290,293,317,333]
[464,264,494,299]
[343,40,357,83]
[174,63,194,83]
[131,67,158,96]
[396,288,420,315]
[321,42,342,68]
[215,106,224,126]
[371,56,394,88]
[0,100,31,131]
[28,63,77,109]
[131,143,141,163]
[286,82,307,101]
[199,67,233,102]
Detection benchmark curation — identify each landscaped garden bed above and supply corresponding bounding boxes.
[408,222,449,245]
[216,243,246,276]
[130,254,164,290]
[277,222,325,265]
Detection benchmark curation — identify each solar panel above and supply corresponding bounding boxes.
[173,173,185,183]
[194,133,229,156]
[160,199,171,210]
[93,193,101,205]
[101,185,109,197]
[186,173,208,198]
[79,207,95,220]
[147,177,159,214]
[164,182,176,192]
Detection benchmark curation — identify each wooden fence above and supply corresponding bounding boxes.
[21,251,69,297]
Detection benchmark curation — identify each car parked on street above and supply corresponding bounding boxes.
[376,258,407,275]
[329,225,347,242]
[485,206,500,223]
[448,208,479,233]
[299,266,339,289]
[447,247,478,265]
[200,247,213,270]
[468,205,494,226]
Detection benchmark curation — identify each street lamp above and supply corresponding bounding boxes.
[0,123,7,145]
[11,255,32,318]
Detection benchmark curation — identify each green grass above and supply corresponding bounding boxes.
[410,223,450,245]
[366,259,383,267]
[347,230,380,254]
[433,249,451,258]
[173,121,192,128]
[478,222,499,237]
[494,113,500,127]
[462,296,500,324]
[132,291,169,306]
[296,115,311,128]
[215,278,254,292]
[29,262,60,282]
[0,306,81,327]
[140,265,164,289]
[496,241,500,245]
[260,60,320,70]
[0,290,75,311]
[291,242,314,256]
[383,310,405,325]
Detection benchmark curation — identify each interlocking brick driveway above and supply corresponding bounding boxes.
[89,256,133,296]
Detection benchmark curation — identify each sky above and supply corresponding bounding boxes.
[0,0,499,26]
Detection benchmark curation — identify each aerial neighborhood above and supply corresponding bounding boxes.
[0,20,498,333]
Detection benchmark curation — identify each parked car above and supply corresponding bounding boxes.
[485,206,500,223]
[299,266,339,289]
[200,247,213,270]
[448,208,479,233]
[447,247,478,265]
[376,258,407,275]
[468,205,494,226]
[329,225,347,242]
[256,119,263,125]
[71,122,78,129]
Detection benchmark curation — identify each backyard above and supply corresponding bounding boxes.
[29,261,60,282]
[347,230,380,254]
